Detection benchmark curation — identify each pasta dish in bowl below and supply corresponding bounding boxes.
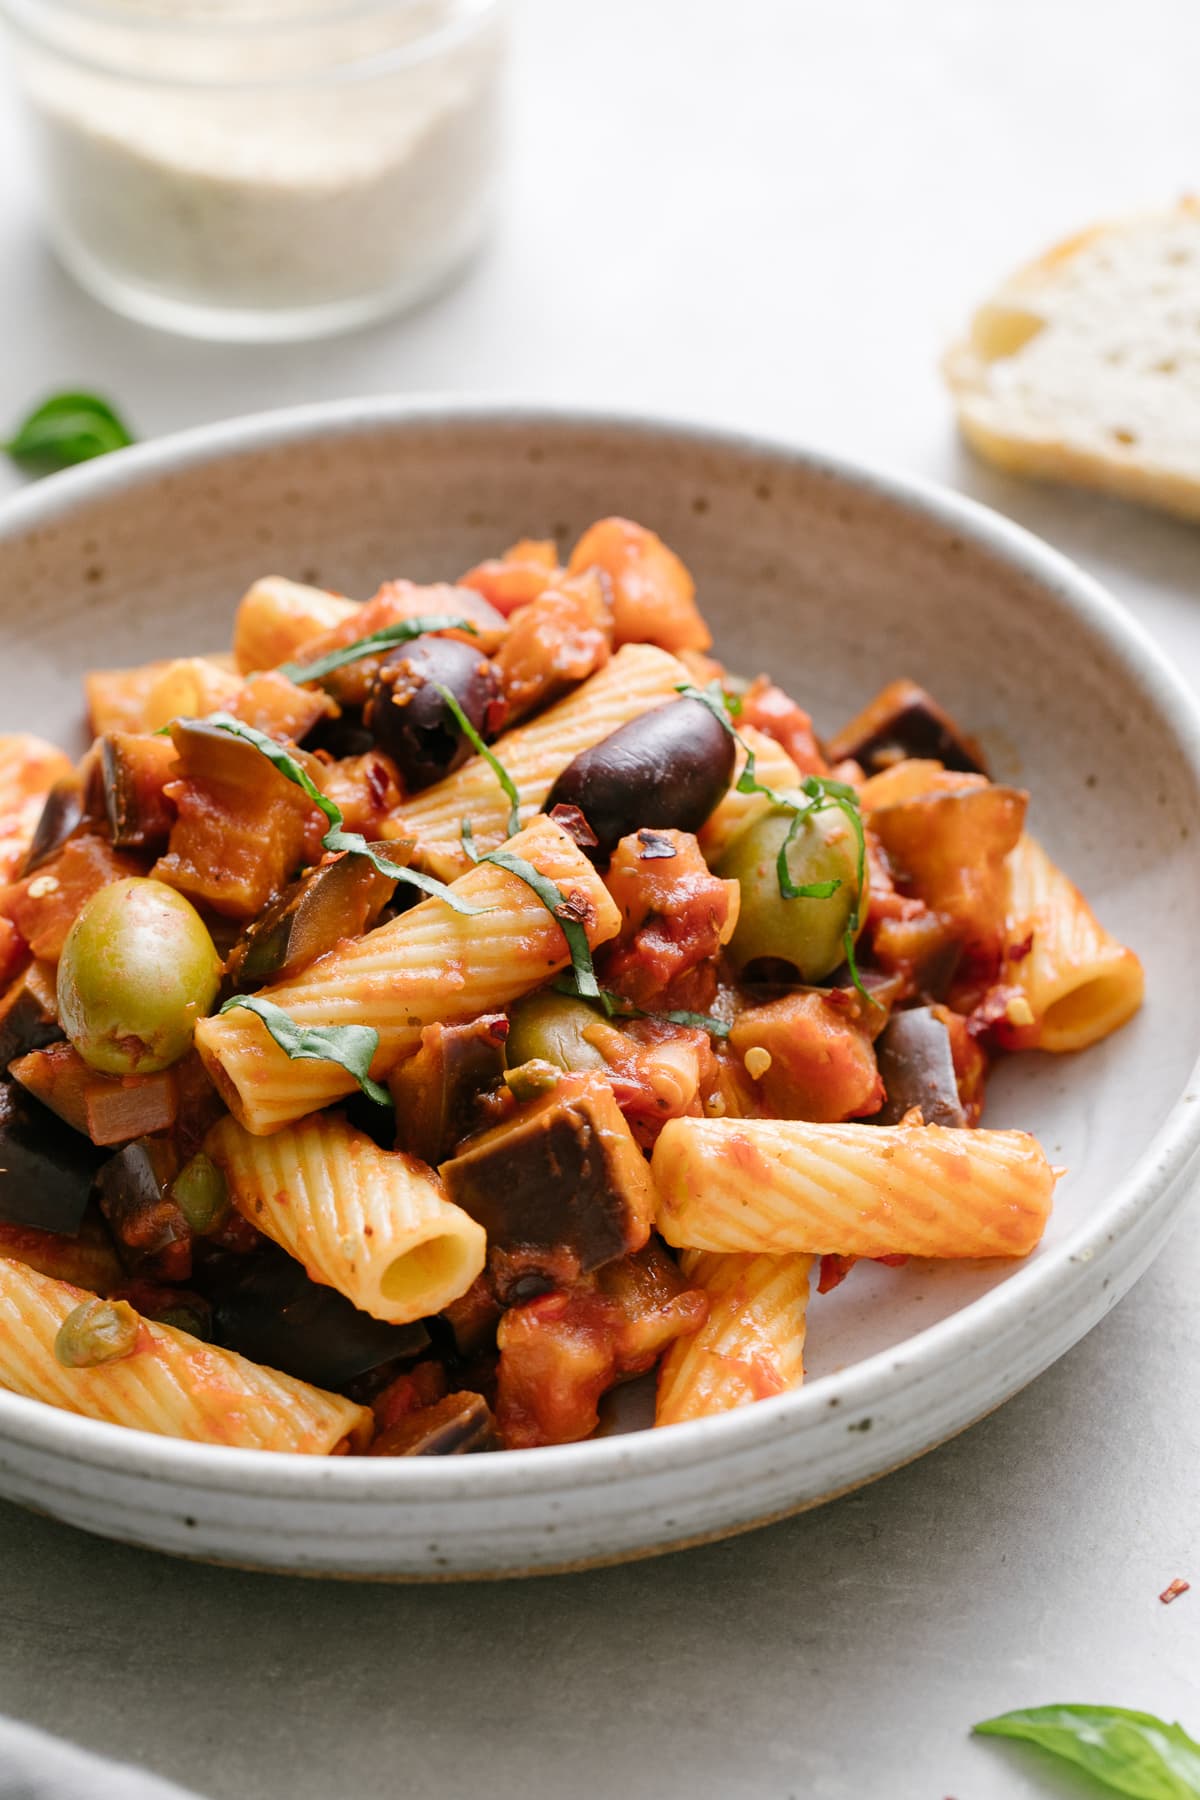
[0,401,1192,1575]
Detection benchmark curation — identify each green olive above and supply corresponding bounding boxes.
[54,1297,139,1368]
[170,1153,230,1236]
[717,796,868,983]
[57,878,222,1076]
[506,991,611,1074]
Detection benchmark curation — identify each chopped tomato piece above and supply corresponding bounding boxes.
[567,517,711,653]
[495,568,613,720]
[737,676,828,776]
[459,538,561,616]
[601,829,738,1013]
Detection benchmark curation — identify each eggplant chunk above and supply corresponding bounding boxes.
[95,1138,192,1281]
[101,732,178,851]
[826,679,989,776]
[872,1006,965,1128]
[0,1080,104,1234]
[0,960,62,1072]
[390,1014,509,1165]
[21,775,86,876]
[368,1392,497,1457]
[543,698,735,861]
[205,1242,430,1387]
[439,1072,656,1295]
[227,847,401,990]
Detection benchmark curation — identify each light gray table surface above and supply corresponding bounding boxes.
[1,3,1198,1796]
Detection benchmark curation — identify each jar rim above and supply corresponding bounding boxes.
[0,0,503,89]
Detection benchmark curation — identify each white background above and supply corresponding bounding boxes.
[1,3,1199,1796]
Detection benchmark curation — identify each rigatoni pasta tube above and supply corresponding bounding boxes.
[653,1117,1056,1258]
[389,642,690,879]
[208,1112,486,1325]
[233,576,360,675]
[697,727,801,865]
[0,1258,371,1453]
[1002,833,1144,1053]
[656,1252,814,1426]
[195,813,621,1134]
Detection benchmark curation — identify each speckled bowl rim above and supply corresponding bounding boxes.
[1,395,1198,1504]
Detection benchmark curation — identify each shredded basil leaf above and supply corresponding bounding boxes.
[974,1704,1200,1799]
[200,713,485,915]
[279,616,477,686]
[5,391,134,471]
[553,975,732,1039]
[219,996,390,1108]
[462,819,601,999]
[676,681,870,999]
[434,684,521,838]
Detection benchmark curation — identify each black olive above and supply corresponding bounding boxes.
[543,697,735,860]
[364,635,503,791]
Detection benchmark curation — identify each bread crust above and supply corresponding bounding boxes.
[944,198,1200,522]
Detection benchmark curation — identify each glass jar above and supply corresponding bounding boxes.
[1,0,507,341]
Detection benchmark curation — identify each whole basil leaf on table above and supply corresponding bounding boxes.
[974,1703,1200,1798]
[5,392,135,470]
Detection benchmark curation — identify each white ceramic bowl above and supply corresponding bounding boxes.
[1,400,1198,1579]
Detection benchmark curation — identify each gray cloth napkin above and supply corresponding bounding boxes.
[0,1720,204,1800]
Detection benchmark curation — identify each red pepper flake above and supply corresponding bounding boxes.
[553,888,592,926]
[547,803,598,849]
[1159,1577,1190,1605]
[1007,931,1034,964]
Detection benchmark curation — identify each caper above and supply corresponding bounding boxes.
[170,1153,230,1237]
[57,877,222,1076]
[717,797,868,983]
[507,991,611,1073]
[54,1298,139,1369]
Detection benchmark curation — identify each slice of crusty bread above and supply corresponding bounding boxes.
[944,198,1200,522]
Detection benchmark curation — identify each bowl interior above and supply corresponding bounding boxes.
[3,408,1197,1387]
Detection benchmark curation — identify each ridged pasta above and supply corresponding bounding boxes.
[652,1116,1056,1257]
[655,1251,814,1425]
[207,1112,486,1325]
[0,1258,371,1453]
[697,727,801,864]
[194,813,621,1133]
[388,642,691,880]
[233,576,360,675]
[1002,832,1144,1052]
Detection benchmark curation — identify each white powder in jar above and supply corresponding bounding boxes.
[8,0,505,327]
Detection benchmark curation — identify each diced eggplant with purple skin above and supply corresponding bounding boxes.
[825,679,989,776]
[225,847,402,990]
[368,1391,497,1457]
[0,960,63,1072]
[439,1073,656,1298]
[100,733,178,851]
[95,1137,193,1281]
[203,1241,430,1387]
[0,1080,104,1235]
[872,1006,966,1128]
[20,775,85,876]
[390,1014,509,1165]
